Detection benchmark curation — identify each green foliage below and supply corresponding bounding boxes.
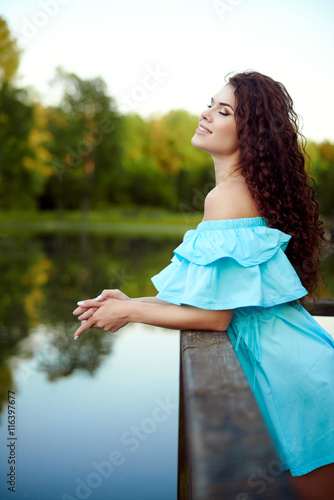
[0,232,181,383]
[0,84,36,209]
[42,68,124,212]
[0,19,52,209]
[0,13,332,216]
[307,141,334,216]
[0,17,20,85]
[119,111,213,211]
[146,110,209,174]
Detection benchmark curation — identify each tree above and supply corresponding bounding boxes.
[22,103,54,194]
[43,68,123,214]
[0,84,35,209]
[0,17,50,210]
[147,110,209,174]
[307,140,334,216]
[119,111,213,210]
[0,17,20,85]
[119,113,178,208]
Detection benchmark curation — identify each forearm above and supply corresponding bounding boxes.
[133,296,171,305]
[128,301,234,331]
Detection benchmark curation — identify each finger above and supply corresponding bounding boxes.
[73,305,90,315]
[98,289,126,301]
[89,291,112,301]
[73,317,96,340]
[76,299,104,309]
[96,290,115,301]
[78,308,97,320]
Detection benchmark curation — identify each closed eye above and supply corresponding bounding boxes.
[207,105,229,117]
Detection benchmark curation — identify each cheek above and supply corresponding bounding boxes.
[217,122,238,147]
[231,126,239,147]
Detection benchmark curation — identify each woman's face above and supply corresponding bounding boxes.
[191,84,239,157]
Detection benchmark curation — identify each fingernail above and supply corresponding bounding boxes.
[74,336,79,340]
[80,320,86,324]
[77,301,84,306]
[95,294,102,300]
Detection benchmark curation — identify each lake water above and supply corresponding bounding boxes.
[0,232,333,500]
[0,233,182,500]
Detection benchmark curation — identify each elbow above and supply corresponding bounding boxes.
[209,309,234,332]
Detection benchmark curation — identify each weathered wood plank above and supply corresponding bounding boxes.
[303,298,334,316]
[177,298,334,499]
[178,330,296,500]
[177,359,192,500]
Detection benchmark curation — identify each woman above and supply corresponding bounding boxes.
[73,71,334,499]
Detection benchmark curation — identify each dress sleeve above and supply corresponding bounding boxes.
[151,219,308,310]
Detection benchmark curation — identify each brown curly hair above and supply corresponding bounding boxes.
[226,70,327,297]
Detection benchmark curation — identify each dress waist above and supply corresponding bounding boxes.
[229,301,299,391]
[234,313,262,388]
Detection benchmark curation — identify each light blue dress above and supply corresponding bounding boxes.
[151,217,334,477]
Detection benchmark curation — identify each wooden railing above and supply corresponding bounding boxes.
[177,298,334,500]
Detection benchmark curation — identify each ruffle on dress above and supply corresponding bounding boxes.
[151,217,307,309]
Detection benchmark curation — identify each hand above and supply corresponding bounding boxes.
[96,289,131,301]
[73,289,131,319]
[73,296,131,340]
[73,289,132,319]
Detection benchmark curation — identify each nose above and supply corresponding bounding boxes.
[200,107,212,122]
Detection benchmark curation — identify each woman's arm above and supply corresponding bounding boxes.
[73,290,172,322]
[73,298,234,339]
[130,301,234,330]
[133,296,171,305]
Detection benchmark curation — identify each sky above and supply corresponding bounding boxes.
[1,0,334,142]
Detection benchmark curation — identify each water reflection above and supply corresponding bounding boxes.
[0,232,333,499]
[0,232,333,393]
[0,324,180,500]
[0,233,182,500]
[0,233,180,380]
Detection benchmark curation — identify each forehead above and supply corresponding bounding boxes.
[212,84,236,107]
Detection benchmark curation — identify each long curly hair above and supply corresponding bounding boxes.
[226,70,327,297]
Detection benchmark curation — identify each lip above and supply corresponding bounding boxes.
[196,123,212,134]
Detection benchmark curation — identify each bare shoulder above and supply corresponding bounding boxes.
[203,180,261,221]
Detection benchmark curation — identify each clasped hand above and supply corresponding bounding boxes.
[72,289,131,340]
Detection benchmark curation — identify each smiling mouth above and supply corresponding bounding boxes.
[198,125,212,133]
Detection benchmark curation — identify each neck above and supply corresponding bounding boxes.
[212,152,243,185]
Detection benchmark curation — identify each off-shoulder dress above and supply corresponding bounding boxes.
[151,217,334,477]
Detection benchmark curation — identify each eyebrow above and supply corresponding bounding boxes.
[210,97,234,111]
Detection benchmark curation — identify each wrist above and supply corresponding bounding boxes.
[126,300,141,323]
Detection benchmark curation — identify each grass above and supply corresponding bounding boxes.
[0,207,203,236]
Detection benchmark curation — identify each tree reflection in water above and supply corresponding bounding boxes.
[0,232,180,409]
[0,230,333,408]
[30,323,115,381]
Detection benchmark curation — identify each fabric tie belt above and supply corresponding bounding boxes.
[233,312,263,390]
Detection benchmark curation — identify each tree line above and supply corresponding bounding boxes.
[0,16,333,216]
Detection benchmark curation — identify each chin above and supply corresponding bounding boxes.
[191,134,210,154]
[191,133,204,149]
